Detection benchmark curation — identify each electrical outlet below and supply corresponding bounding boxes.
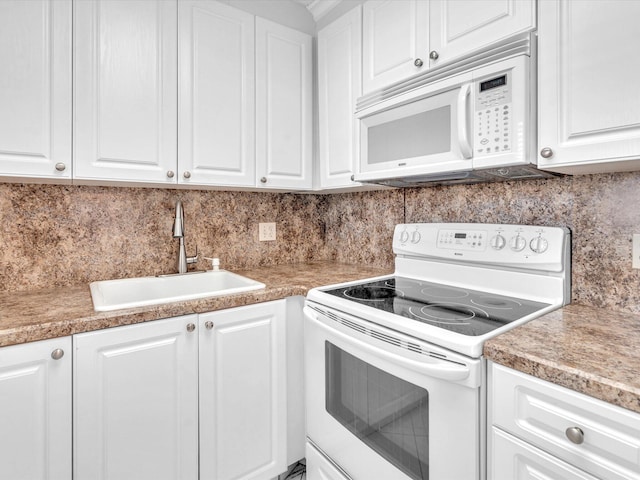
[259,222,276,242]
[633,234,640,269]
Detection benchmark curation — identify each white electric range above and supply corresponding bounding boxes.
[304,223,571,480]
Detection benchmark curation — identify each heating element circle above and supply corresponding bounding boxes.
[344,286,404,302]
[409,303,490,325]
[470,296,522,309]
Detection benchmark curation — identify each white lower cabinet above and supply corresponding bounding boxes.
[73,300,291,480]
[0,336,72,480]
[491,427,598,480]
[488,361,640,480]
[74,315,199,480]
[199,301,287,480]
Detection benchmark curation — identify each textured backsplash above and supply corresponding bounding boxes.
[2,171,640,314]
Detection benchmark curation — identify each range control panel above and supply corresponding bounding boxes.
[394,223,570,272]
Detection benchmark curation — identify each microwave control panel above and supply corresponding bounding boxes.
[474,72,512,157]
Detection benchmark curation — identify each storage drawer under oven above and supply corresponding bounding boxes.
[489,362,640,480]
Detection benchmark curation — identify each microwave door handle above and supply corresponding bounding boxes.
[308,308,470,381]
[457,83,472,159]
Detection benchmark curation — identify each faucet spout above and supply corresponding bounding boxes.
[172,200,184,238]
[172,200,197,274]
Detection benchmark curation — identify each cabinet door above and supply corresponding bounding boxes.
[178,1,255,186]
[0,337,72,480]
[362,0,429,94]
[199,301,287,480]
[538,0,640,173]
[74,0,178,185]
[490,427,598,480]
[429,0,535,66]
[256,18,313,190]
[318,6,362,190]
[0,0,71,182]
[74,316,198,480]
[490,362,640,480]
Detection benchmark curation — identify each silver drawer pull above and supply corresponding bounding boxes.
[565,426,584,444]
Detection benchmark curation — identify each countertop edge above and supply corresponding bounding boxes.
[0,262,393,348]
[484,304,640,415]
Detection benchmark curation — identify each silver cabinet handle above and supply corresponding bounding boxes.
[205,321,214,330]
[55,163,66,172]
[167,170,175,178]
[186,323,196,332]
[414,58,423,67]
[540,147,554,159]
[51,348,64,360]
[260,176,267,184]
[183,171,191,179]
[565,426,584,445]
[429,50,439,60]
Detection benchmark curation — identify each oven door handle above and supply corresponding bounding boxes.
[309,309,470,381]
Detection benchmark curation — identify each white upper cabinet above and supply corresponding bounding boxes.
[537,0,640,174]
[0,337,72,480]
[74,0,178,185]
[362,0,429,95]
[317,5,362,190]
[0,0,72,183]
[178,1,256,187]
[429,0,535,66]
[256,18,313,190]
[361,0,535,95]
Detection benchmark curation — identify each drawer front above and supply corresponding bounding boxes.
[490,362,640,480]
[490,427,598,480]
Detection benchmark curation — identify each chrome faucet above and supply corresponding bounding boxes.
[172,200,198,274]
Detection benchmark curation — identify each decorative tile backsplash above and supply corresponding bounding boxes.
[2,171,640,314]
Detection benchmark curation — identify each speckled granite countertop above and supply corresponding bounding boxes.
[484,304,640,414]
[0,262,392,348]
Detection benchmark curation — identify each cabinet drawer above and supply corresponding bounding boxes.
[490,362,640,480]
[490,427,597,480]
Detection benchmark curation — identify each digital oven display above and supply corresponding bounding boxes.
[480,75,507,92]
[454,233,466,239]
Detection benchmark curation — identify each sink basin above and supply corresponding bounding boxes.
[90,270,266,312]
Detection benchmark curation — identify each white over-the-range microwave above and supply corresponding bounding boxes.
[354,35,556,187]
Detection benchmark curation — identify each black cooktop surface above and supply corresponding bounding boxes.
[324,277,551,336]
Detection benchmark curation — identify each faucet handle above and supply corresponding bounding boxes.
[186,244,199,264]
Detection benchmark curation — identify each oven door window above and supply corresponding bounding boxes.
[325,342,429,480]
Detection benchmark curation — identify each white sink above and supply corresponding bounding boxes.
[90,270,266,312]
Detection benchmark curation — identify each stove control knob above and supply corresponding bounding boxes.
[411,231,421,244]
[490,234,506,250]
[509,235,527,252]
[530,236,549,254]
[400,230,410,243]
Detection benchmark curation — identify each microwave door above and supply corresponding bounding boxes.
[358,82,473,182]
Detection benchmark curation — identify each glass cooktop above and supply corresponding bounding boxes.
[324,276,550,337]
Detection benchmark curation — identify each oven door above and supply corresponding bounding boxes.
[304,303,484,480]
